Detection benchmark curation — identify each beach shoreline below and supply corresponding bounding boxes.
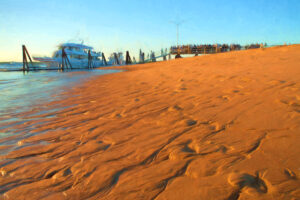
[1,45,300,199]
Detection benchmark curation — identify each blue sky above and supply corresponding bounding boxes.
[0,0,299,61]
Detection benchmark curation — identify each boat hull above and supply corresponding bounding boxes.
[33,57,105,69]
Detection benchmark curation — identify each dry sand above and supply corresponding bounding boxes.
[0,45,300,200]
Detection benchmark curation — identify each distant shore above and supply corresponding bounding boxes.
[1,45,300,199]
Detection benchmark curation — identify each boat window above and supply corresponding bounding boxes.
[77,55,88,59]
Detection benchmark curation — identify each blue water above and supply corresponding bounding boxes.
[0,62,48,71]
[0,62,120,141]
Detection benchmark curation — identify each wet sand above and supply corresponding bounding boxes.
[1,45,300,199]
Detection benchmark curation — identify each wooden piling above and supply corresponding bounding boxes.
[141,52,145,63]
[88,50,92,69]
[61,48,65,70]
[22,45,27,72]
[113,53,120,65]
[102,53,107,66]
[65,48,72,69]
[161,49,166,61]
[61,47,72,70]
[22,45,33,72]
[139,49,145,63]
[126,51,132,65]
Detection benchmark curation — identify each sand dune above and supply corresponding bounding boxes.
[1,45,300,199]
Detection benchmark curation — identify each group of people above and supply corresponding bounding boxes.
[244,43,266,49]
[170,43,264,54]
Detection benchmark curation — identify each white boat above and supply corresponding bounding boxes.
[33,43,110,68]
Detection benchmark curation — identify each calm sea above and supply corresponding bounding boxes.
[0,62,119,142]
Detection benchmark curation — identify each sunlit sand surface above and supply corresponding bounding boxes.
[1,45,300,199]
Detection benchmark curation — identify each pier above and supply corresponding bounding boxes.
[170,43,264,55]
[0,43,268,72]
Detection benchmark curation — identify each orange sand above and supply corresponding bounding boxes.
[1,45,300,200]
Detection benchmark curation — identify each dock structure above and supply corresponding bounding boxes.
[2,45,174,72]
[140,48,169,63]
[13,43,264,73]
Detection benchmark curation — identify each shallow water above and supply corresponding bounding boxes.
[0,62,119,141]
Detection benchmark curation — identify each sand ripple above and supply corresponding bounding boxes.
[1,45,300,199]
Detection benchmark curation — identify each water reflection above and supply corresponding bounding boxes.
[0,68,120,141]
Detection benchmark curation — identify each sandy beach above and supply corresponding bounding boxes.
[1,45,300,199]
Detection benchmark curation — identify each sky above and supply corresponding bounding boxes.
[0,0,300,61]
